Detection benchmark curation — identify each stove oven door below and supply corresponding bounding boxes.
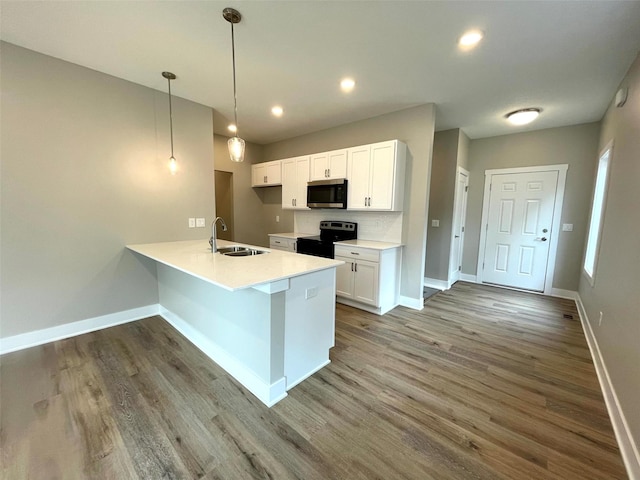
[296,238,334,258]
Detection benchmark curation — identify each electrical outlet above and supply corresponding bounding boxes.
[598,311,603,326]
[188,218,196,228]
[305,286,318,299]
[276,215,280,223]
[196,218,206,228]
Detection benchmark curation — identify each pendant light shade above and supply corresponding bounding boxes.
[162,71,178,174]
[228,136,245,163]
[223,7,245,163]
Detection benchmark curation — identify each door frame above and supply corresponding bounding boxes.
[476,164,568,295]
[449,166,469,284]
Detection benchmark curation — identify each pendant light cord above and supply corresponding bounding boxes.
[231,20,238,133]
[167,76,175,156]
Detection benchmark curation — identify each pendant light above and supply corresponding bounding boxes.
[162,71,178,174]
[223,7,245,163]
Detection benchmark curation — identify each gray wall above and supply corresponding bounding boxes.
[457,130,470,171]
[1,43,215,338]
[213,134,271,247]
[463,123,601,291]
[425,129,459,282]
[579,53,640,447]
[262,104,436,303]
[425,129,470,283]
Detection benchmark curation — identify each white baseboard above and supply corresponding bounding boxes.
[399,295,424,311]
[459,273,477,283]
[0,304,161,355]
[575,295,640,480]
[159,306,287,407]
[423,277,450,291]
[549,288,579,300]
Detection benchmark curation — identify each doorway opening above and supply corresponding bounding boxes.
[214,170,234,241]
[449,167,469,284]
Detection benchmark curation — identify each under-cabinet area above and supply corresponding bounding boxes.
[252,139,407,212]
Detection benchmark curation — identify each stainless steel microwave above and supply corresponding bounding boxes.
[307,179,348,209]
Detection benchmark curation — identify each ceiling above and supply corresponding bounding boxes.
[2,1,640,145]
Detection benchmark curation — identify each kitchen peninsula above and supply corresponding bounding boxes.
[127,239,342,407]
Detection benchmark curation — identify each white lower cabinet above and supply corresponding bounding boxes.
[336,257,378,305]
[334,243,401,315]
[269,235,297,252]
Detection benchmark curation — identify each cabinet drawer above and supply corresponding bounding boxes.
[334,245,379,263]
[270,237,296,252]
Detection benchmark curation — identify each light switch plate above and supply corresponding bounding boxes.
[196,218,206,228]
[188,218,196,228]
[562,223,573,232]
[431,219,440,227]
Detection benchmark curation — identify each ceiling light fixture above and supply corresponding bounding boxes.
[458,30,483,49]
[223,7,245,163]
[506,108,541,125]
[271,106,284,117]
[162,71,178,175]
[228,124,237,133]
[340,78,356,93]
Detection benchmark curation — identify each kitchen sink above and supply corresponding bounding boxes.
[217,246,268,256]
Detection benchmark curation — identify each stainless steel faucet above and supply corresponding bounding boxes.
[210,216,228,253]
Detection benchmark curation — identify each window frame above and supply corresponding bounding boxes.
[583,141,613,286]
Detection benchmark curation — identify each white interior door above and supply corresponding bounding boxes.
[450,168,469,282]
[482,170,558,291]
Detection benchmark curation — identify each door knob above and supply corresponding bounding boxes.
[455,235,460,238]
[535,237,548,242]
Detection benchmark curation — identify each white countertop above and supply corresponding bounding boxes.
[268,232,315,239]
[127,239,342,292]
[335,239,403,250]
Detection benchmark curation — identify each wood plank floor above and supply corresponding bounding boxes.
[1,282,627,479]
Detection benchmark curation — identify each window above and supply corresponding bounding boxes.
[583,143,612,284]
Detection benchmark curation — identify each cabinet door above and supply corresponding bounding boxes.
[347,145,371,209]
[327,149,347,179]
[281,159,297,208]
[353,259,379,306]
[309,152,328,180]
[369,142,395,210]
[295,156,310,209]
[251,164,266,187]
[335,258,355,299]
[265,161,282,185]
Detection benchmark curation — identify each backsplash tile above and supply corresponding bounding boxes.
[294,211,403,243]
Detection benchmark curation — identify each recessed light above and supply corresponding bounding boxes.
[271,106,284,117]
[340,78,356,93]
[506,108,541,125]
[458,30,483,49]
[228,124,237,133]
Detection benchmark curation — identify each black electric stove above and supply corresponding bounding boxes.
[296,221,357,258]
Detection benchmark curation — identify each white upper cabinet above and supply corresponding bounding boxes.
[282,156,310,209]
[251,160,282,187]
[347,140,406,211]
[309,149,347,181]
